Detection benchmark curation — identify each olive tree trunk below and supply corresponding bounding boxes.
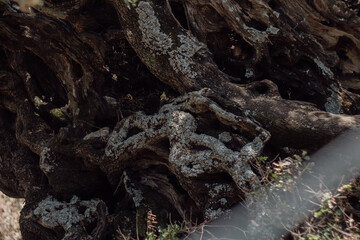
[0,0,359,239]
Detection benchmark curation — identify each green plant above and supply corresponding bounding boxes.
[50,108,67,121]
[146,224,186,240]
[256,156,268,163]
[314,192,334,218]
[160,91,170,103]
[123,0,139,9]
[294,150,310,162]
[144,209,187,240]
[339,184,353,192]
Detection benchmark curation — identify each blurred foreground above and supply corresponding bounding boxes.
[0,192,23,240]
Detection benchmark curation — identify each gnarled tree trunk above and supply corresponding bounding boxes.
[0,0,360,239]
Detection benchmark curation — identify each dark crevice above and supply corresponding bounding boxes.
[332,36,355,52]
[127,127,142,138]
[24,51,67,106]
[268,0,279,10]
[337,49,348,60]
[196,172,234,183]
[246,20,268,31]
[102,30,172,117]
[267,36,332,107]
[249,82,270,95]
[80,1,121,33]
[0,47,10,71]
[169,1,189,29]
[153,138,171,153]
[192,145,212,151]
[206,29,255,79]
[348,87,360,95]
[123,166,202,222]
[71,59,84,79]
[320,20,334,27]
[94,168,116,212]
[195,172,245,202]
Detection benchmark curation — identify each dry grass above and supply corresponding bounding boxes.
[0,191,23,240]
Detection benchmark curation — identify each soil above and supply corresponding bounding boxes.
[0,192,23,240]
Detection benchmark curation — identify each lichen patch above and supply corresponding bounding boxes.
[245,68,255,78]
[123,171,144,207]
[136,2,173,54]
[314,58,334,79]
[324,84,343,114]
[136,2,201,79]
[33,195,107,239]
[105,89,270,219]
[168,34,203,78]
[39,147,56,174]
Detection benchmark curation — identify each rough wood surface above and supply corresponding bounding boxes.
[0,0,359,238]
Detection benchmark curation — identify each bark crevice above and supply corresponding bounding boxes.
[0,0,360,238]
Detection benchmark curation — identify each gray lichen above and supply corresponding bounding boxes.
[168,34,203,78]
[245,68,255,78]
[206,183,234,199]
[242,24,279,44]
[136,2,173,54]
[136,2,201,79]
[324,83,343,114]
[33,195,107,239]
[267,25,280,35]
[204,208,230,220]
[123,171,144,207]
[39,147,56,174]
[105,89,270,218]
[218,132,232,143]
[243,24,267,43]
[314,58,334,79]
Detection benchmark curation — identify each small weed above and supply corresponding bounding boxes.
[144,209,187,240]
[160,92,170,103]
[313,192,335,218]
[256,156,268,164]
[294,151,311,162]
[338,184,353,192]
[146,224,186,240]
[123,0,139,9]
[291,182,360,240]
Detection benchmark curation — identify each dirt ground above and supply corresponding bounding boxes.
[0,191,23,240]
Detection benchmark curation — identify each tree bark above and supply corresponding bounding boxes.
[0,0,359,238]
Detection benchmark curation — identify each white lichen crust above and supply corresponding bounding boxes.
[39,147,56,174]
[105,89,270,219]
[324,83,343,114]
[135,2,173,54]
[33,195,107,239]
[168,34,204,78]
[136,2,204,79]
[123,171,143,207]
